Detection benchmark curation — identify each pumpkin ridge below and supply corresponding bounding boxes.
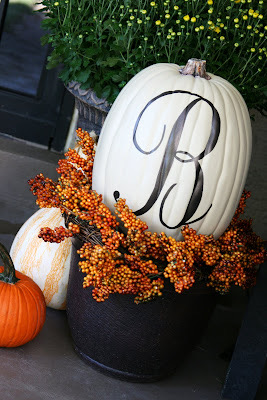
[14,283,32,346]
[17,280,45,344]
[0,281,9,344]
[180,76,202,230]
[194,76,221,235]
[43,239,71,305]
[20,235,40,278]
[205,83,231,237]
[8,282,24,347]
[10,210,41,264]
[209,83,243,237]
[217,81,250,230]
[5,283,23,347]
[174,72,198,235]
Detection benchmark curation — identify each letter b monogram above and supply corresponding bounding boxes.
[114,90,221,230]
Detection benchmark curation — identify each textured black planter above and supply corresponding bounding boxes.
[66,238,216,383]
[66,82,111,134]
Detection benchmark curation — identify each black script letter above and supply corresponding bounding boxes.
[113,90,221,230]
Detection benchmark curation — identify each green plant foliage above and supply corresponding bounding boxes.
[39,0,266,112]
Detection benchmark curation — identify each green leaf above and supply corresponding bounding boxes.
[84,47,100,57]
[111,73,125,83]
[59,69,71,82]
[75,69,91,83]
[40,34,50,46]
[104,57,120,67]
[101,86,111,99]
[41,18,57,29]
[46,52,62,69]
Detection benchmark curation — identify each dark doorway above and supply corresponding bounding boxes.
[0,0,74,152]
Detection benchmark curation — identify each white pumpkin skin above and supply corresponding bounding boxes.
[10,208,72,310]
[92,62,252,240]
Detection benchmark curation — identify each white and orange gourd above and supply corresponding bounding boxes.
[92,59,252,240]
[10,208,72,310]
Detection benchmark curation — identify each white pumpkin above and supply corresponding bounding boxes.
[10,208,72,310]
[92,59,252,240]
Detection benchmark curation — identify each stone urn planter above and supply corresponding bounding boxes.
[66,82,111,135]
[66,237,217,383]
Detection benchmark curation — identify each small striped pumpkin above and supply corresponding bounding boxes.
[10,208,72,310]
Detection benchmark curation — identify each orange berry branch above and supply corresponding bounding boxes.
[28,129,266,304]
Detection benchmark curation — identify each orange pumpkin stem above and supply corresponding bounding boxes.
[180,58,211,80]
[0,243,19,284]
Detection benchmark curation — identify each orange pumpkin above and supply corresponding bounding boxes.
[0,243,46,347]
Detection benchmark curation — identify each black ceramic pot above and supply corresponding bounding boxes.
[66,238,216,383]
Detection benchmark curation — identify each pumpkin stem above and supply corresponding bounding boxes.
[0,243,19,284]
[180,59,211,80]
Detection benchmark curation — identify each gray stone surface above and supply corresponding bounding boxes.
[0,118,266,400]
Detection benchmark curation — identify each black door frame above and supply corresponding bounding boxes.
[0,0,74,152]
[0,0,8,40]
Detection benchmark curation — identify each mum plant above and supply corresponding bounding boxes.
[39,0,266,112]
[28,129,266,304]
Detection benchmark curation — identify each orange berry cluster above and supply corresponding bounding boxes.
[29,130,122,246]
[28,174,60,209]
[28,129,266,303]
[39,226,73,243]
[115,199,166,261]
[230,189,251,225]
[78,243,164,303]
[68,222,81,235]
[208,215,266,293]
